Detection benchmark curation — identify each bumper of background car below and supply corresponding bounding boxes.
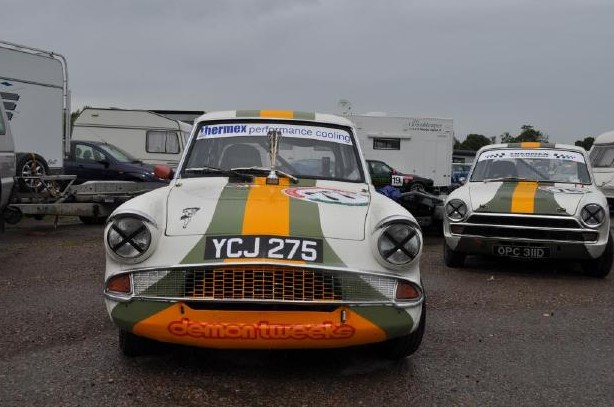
[107,300,420,349]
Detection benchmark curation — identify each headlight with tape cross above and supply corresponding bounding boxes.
[107,217,152,259]
[446,199,468,222]
[377,222,421,266]
[581,204,605,228]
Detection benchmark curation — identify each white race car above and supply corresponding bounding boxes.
[443,143,613,277]
[104,110,425,358]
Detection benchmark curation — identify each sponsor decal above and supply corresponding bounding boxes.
[180,207,200,229]
[205,235,322,262]
[167,318,356,340]
[478,149,585,163]
[283,187,369,206]
[538,186,585,194]
[196,123,353,145]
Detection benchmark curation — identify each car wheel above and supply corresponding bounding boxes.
[444,240,465,268]
[379,302,425,360]
[119,329,156,357]
[582,231,613,278]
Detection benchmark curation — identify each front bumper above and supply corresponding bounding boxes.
[108,300,419,349]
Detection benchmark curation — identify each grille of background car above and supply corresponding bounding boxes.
[131,266,398,303]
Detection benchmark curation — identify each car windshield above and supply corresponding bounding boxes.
[98,144,139,163]
[182,120,364,182]
[470,148,591,184]
[589,144,614,168]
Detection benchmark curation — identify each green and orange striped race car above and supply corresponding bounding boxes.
[443,143,613,277]
[103,110,425,358]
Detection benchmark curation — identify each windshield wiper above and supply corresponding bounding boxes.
[483,177,538,183]
[231,167,298,184]
[184,166,252,181]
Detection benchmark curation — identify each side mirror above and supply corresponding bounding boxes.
[154,164,174,180]
[459,177,467,185]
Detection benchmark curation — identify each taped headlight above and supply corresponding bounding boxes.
[107,217,152,260]
[446,199,467,221]
[581,204,605,227]
[377,222,421,266]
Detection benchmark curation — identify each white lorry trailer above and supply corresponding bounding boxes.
[0,40,70,184]
[589,130,614,209]
[350,114,454,188]
[349,113,454,228]
[72,108,193,168]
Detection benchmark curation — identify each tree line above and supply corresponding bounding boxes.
[454,125,595,151]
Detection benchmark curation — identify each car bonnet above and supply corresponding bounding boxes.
[468,181,591,215]
[165,177,370,240]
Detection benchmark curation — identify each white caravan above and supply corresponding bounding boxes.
[589,130,614,208]
[0,40,70,180]
[72,108,192,168]
[350,114,454,188]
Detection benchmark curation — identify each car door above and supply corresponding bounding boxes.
[67,143,108,182]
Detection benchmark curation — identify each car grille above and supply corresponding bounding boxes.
[131,265,398,304]
[451,214,598,242]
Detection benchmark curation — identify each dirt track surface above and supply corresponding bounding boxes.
[1,217,613,406]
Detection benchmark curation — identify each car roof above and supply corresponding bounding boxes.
[194,110,354,127]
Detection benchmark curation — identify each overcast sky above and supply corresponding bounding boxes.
[2,0,613,143]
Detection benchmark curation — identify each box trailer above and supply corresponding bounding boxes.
[0,40,70,181]
[0,101,16,216]
[589,130,614,209]
[72,108,193,168]
[350,114,454,188]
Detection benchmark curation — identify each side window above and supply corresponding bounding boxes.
[76,145,100,162]
[373,138,400,150]
[147,131,180,154]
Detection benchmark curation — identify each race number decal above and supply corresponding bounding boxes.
[205,235,323,262]
[391,175,403,187]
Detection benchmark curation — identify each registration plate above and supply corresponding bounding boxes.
[493,245,550,259]
[205,235,323,262]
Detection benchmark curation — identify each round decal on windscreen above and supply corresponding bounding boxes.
[283,187,369,206]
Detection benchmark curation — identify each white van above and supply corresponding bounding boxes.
[0,101,16,213]
[588,130,614,207]
[72,108,193,168]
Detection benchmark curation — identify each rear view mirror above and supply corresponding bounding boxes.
[154,164,174,180]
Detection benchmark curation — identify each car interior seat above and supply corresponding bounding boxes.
[82,150,93,161]
[489,160,517,178]
[220,144,262,169]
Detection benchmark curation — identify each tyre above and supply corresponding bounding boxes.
[582,231,613,278]
[16,154,49,192]
[119,329,156,357]
[379,302,426,360]
[443,240,466,268]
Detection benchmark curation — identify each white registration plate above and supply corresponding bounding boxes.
[493,245,550,259]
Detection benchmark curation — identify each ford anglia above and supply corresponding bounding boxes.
[104,110,425,358]
[443,143,613,277]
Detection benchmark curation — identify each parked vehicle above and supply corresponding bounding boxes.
[588,130,614,209]
[104,109,425,359]
[0,101,16,216]
[444,143,612,277]
[367,159,434,192]
[0,40,70,186]
[72,108,193,168]
[64,140,170,184]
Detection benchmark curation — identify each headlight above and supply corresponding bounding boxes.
[106,216,154,262]
[581,204,606,227]
[377,222,422,266]
[446,199,467,221]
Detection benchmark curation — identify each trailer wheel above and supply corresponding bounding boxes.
[17,154,49,192]
[3,207,22,225]
[408,182,426,192]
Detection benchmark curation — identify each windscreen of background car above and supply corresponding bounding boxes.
[589,144,614,168]
[183,121,364,182]
[98,144,139,163]
[470,149,591,184]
